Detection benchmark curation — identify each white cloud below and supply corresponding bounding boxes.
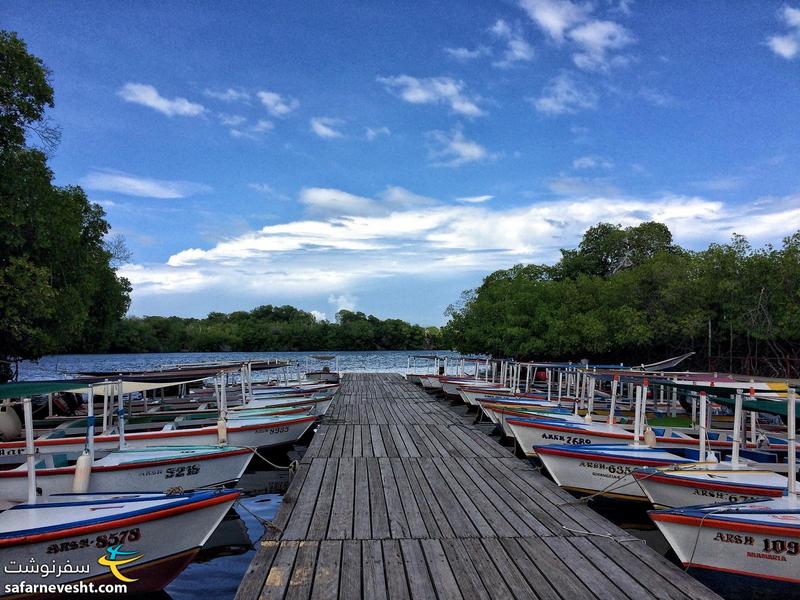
[329,294,357,313]
[767,5,800,59]
[573,155,613,169]
[457,195,494,203]
[301,188,375,216]
[230,119,274,139]
[639,87,675,107]
[310,117,344,139]
[517,1,634,71]
[310,310,327,322]
[204,88,251,103]
[122,188,800,311]
[533,73,597,115]
[768,34,800,59]
[490,19,535,68]
[218,113,247,126]
[81,169,211,199]
[118,83,205,117]
[568,19,635,71]
[428,128,492,167]
[444,46,491,61]
[785,5,800,27]
[257,90,300,116]
[518,0,590,42]
[299,185,437,217]
[377,75,484,117]
[365,126,391,140]
[248,183,290,201]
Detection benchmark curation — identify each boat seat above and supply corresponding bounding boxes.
[739,449,779,463]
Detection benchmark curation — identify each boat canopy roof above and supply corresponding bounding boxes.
[0,375,209,400]
[707,394,799,419]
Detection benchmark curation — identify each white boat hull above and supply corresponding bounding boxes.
[651,496,800,598]
[536,447,649,500]
[0,490,237,596]
[0,446,253,503]
[635,466,787,508]
[0,415,316,457]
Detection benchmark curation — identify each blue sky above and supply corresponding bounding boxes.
[5,1,800,325]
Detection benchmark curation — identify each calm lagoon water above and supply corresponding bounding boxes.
[18,350,458,380]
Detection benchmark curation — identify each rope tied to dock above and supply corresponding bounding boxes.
[559,460,705,506]
[560,525,645,544]
[249,446,299,472]
[235,498,283,539]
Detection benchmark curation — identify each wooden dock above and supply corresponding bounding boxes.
[236,373,720,600]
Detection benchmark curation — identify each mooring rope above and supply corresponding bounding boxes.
[248,446,299,473]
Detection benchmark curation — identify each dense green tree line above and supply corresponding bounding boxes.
[109,307,441,353]
[442,222,800,378]
[0,31,131,381]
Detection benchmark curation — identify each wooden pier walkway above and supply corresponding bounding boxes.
[236,373,720,600]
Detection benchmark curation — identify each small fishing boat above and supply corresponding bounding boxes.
[0,489,239,595]
[536,443,701,501]
[507,415,786,457]
[633,389,796,508]
[0,445,254,503]
[0,413,316,457]
[649,389,800,599]
[0,395,242,596]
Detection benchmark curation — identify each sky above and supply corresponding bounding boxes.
[5,1,800,325]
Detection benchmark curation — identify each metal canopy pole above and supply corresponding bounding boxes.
[23,397,37,504]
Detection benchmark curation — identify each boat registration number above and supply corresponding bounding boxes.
[269,426,290,435]
[46,528,141,554]
[541,433,592,444]
[165,464,200,479]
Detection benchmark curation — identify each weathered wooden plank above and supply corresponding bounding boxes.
[588,537,691,600]
[368,456,391,539]
[420,539,463,600]
[404,458,450,538]
[328,457,355,539]
[498,537,562,600]
[438,539,491,600]
[382,539,410,600]
[458,538,514,600]
[390,458,428,539]
[259,540,299,600]
[370,424,387,457]
[479,538,537,599]
[418,457,478,537]
[281,459,327,539]
[339,539,362,600]
[545,537,627,600]
[399,539,437,600]
[379,457,410,538]
[352,423,363,458]
[235,540,280,600]
[306,458,339,540]
[284,541,319,600]
[362,539,388,600]
[353,457,372,539]
[309,540,341,600]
